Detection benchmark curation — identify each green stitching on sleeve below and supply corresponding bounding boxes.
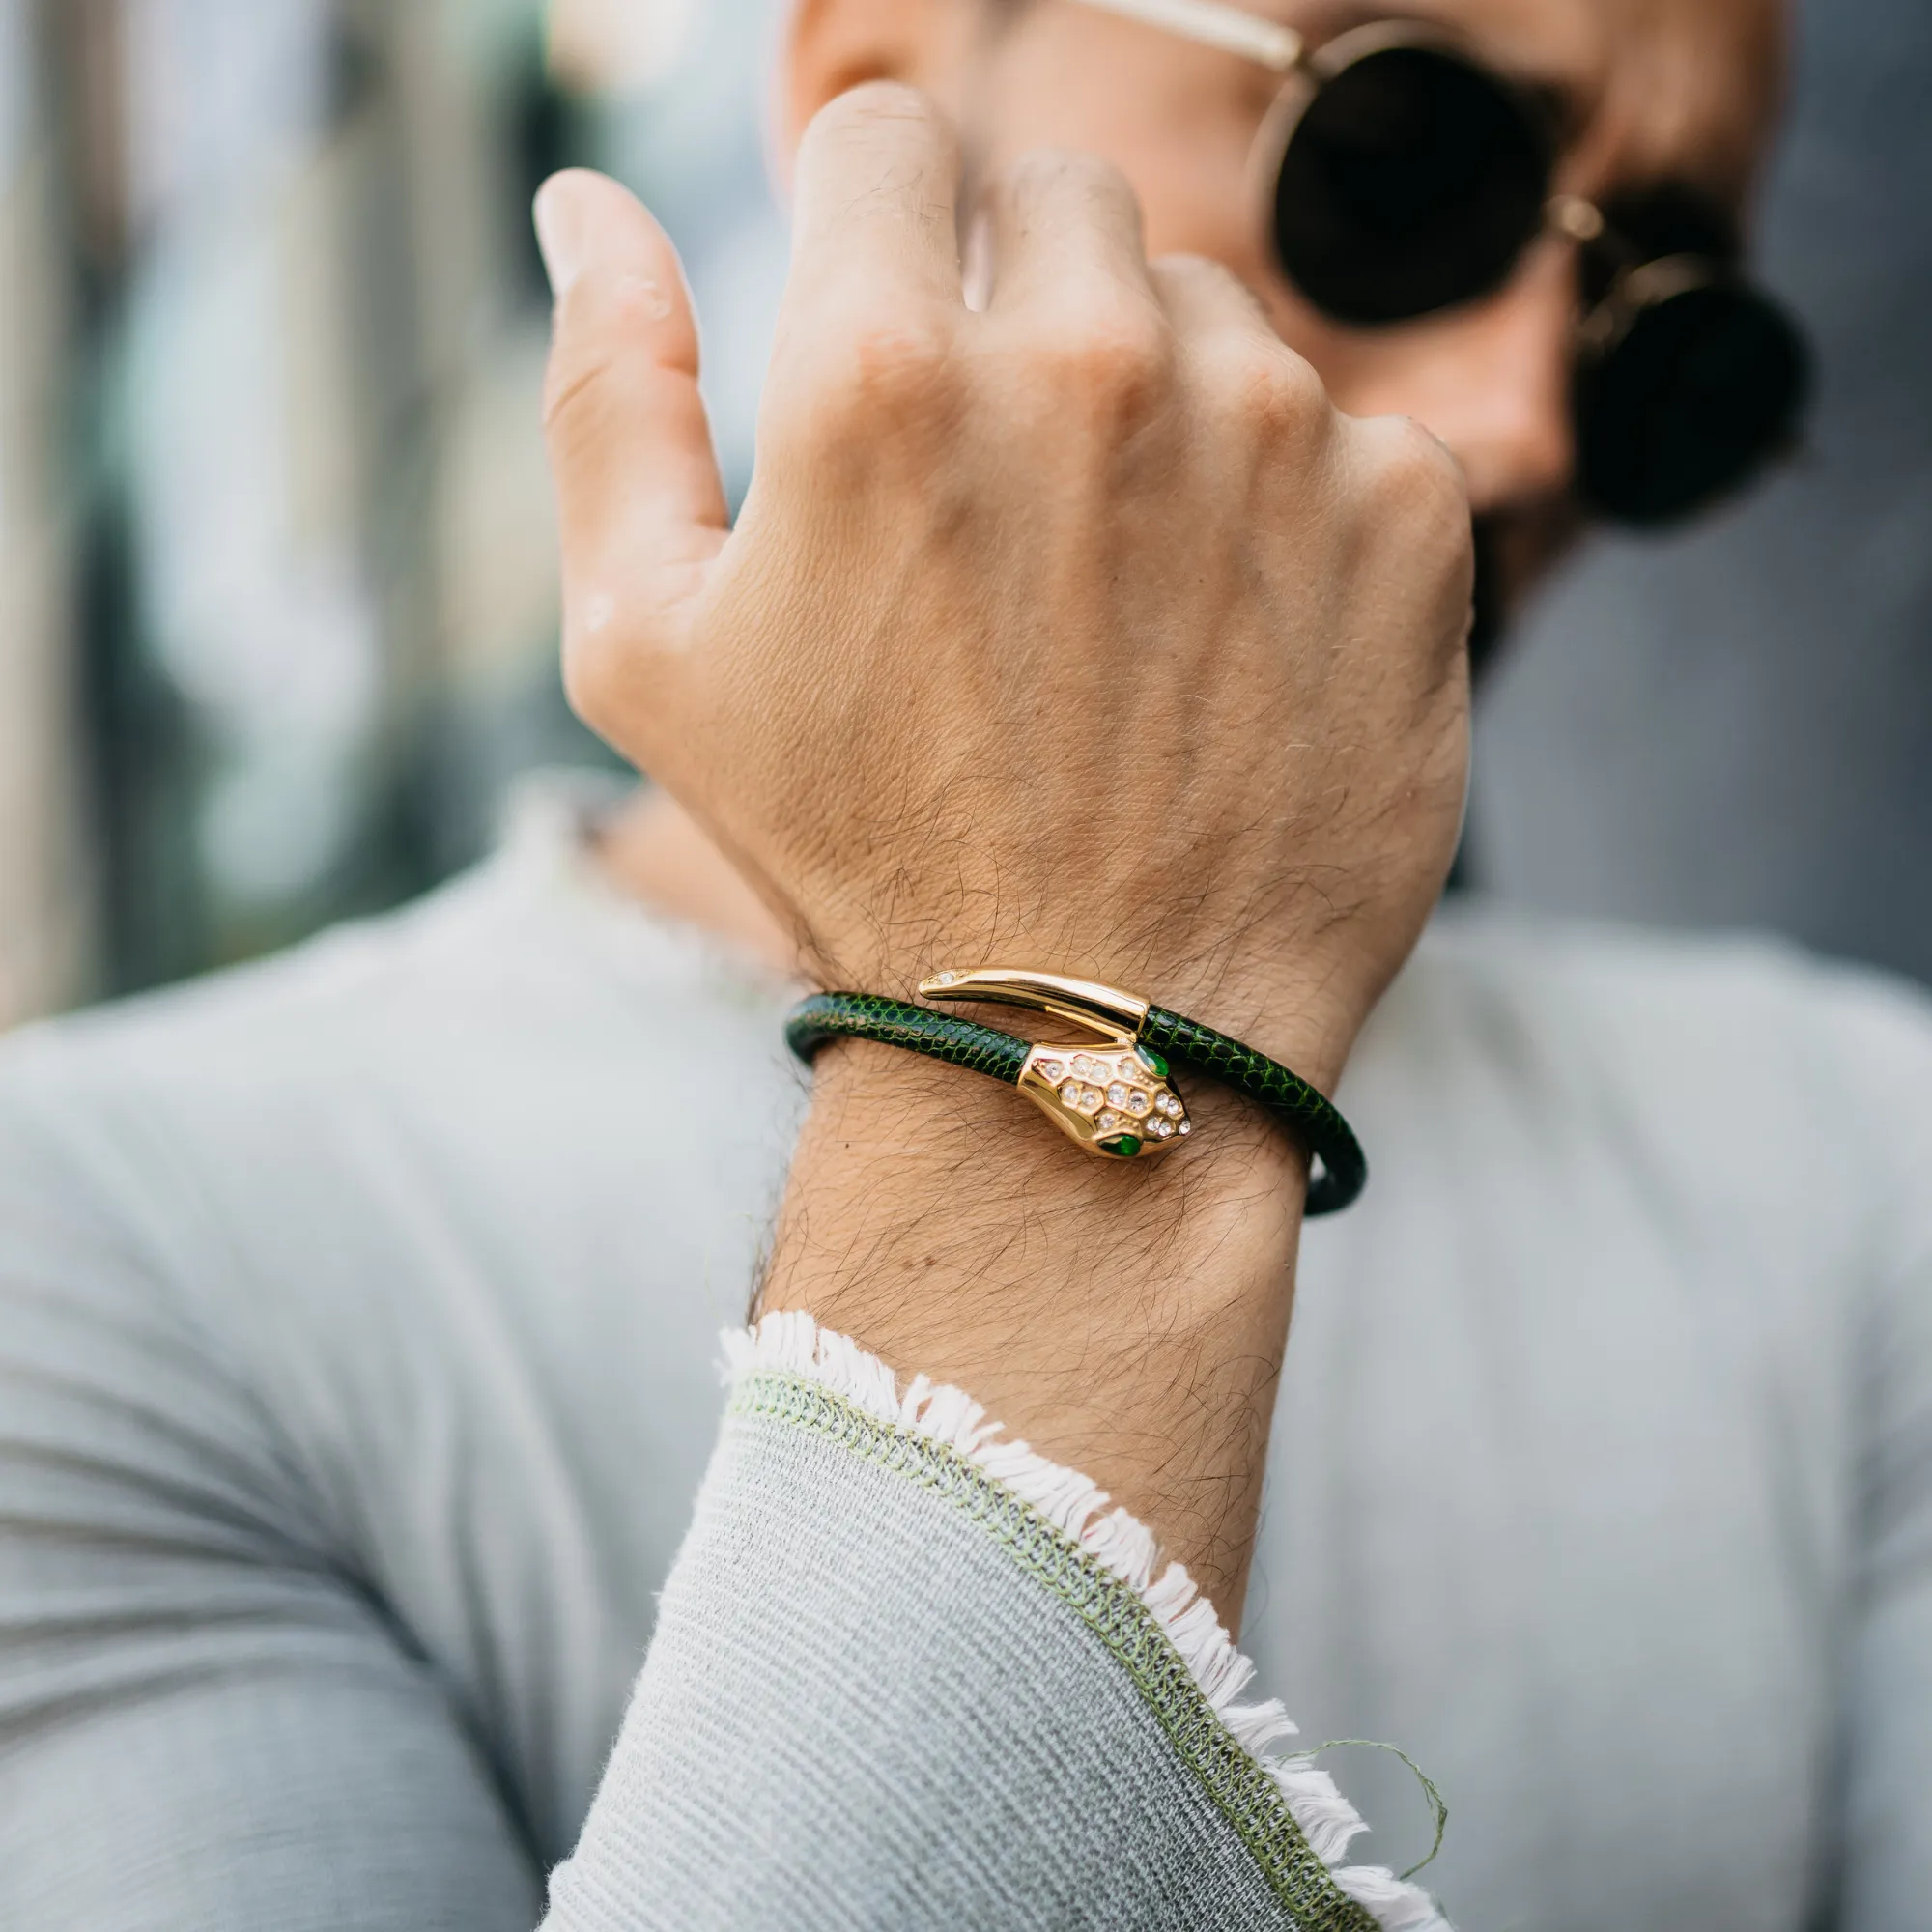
[729,1371,1385,1932]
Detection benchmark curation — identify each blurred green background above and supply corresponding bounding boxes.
[0,0,788,1018]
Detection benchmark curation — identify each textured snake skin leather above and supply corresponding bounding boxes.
[785,994,1364,1213]
[1140,1007,1366,1214]
[785,994,1032,1086]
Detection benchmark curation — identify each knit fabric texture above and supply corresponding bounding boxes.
[544,1367,1392,1930]
[5,780,1929,1930]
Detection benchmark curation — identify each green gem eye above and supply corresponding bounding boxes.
[1134,1045,1169,1080]
[1102,1135,1144,1159]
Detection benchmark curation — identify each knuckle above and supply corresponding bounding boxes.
[840,313,954,408]
[1231,345,1331,437]
[776,301,958,441]
[1025,297,1170,418]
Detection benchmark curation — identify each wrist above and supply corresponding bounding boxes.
[785,1037,1312,1232]
[761,1038,1311,1605]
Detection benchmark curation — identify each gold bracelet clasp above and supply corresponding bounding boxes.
[921,969,1192,1159]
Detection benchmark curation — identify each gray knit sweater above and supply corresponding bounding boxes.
[1,784,1927,1929]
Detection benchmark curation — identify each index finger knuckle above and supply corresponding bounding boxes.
[772,298,960,451]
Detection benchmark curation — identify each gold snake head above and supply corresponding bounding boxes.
[921,968,1191,1161]
[1017,1041,1190,1159]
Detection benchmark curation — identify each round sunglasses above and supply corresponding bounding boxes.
[1068,0,1813,527]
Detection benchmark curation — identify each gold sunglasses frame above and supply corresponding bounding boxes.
[1064,0,1719,352]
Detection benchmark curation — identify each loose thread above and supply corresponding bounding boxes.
[1292,1740,1448,1882]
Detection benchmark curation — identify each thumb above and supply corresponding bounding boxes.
[536,171,729,664]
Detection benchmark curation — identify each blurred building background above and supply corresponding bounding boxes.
[0,0,1925,1029]
[0,0,786,1022]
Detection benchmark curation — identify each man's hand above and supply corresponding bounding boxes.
[536,86,1473,1608]
[539,84,1470,1094]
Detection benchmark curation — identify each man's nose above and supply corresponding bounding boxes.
[1333,242,1577,516]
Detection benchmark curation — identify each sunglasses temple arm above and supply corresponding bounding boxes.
[1063,0,1304,72]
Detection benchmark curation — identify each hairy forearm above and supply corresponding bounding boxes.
[758,1040,1311,1614]
[545,90,1468,1634]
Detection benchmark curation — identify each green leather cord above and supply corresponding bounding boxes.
[786,992,1033,1086]
[1140,1006,1365,1217]
[785,992,1366,1215]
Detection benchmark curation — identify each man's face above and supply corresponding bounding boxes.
[783,0,1787,630]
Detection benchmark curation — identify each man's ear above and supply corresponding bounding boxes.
[777,0,981,188]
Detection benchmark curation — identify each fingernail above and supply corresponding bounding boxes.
[534,176,591,298]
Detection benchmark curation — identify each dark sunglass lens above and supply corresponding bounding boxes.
[1577,283,1812,526]
[1274,46,1552,327]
